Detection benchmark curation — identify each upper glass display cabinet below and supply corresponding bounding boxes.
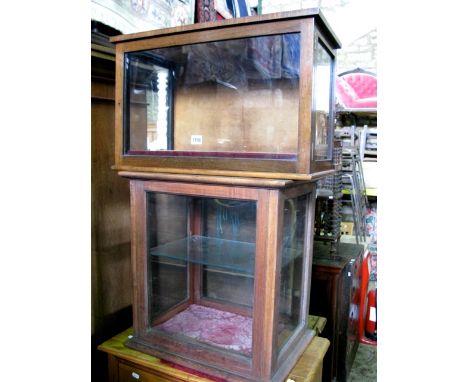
[111,9,341,179]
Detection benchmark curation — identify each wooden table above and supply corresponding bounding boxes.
[98,318,329,382]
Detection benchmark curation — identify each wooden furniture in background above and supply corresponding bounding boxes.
[92,26,133,381]
[309,242,364,382]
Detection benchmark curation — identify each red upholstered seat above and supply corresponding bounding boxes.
[335,70,377,109]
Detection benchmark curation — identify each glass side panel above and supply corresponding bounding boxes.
[125,33,300,159]
[147,193,190,321]
[147,192,255,358]
[313,40,333,161]
[277,194,308,352]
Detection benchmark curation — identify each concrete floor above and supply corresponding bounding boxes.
[348,343,377,381]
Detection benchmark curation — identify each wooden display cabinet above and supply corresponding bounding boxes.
[123,177,318,382]
[110,9,341,180]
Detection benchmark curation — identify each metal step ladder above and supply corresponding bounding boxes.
[335,125,369,244]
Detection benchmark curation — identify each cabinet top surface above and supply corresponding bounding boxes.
[110,8,341,48]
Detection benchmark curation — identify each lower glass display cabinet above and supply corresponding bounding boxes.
[126,179,318,382]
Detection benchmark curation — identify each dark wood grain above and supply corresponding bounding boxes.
[129,180,149,336]
[250,189,280,378]
[296,19,314,174]
[118,171,295,187]
[115,165,313,180]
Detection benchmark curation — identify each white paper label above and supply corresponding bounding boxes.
[369,306,377,322]
[131,372,140,379]
[191,135,203,145]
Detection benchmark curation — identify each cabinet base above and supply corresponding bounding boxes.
[126,329,315,382]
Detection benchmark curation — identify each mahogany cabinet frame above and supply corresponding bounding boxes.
[110,9,341,180]
[126,179,317,382]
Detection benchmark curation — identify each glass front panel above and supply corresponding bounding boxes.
[313,40,333,161]
[277,194,308,352]
[125,33,300,159]
[147,192,256,358]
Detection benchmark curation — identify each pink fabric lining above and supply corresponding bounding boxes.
[156,304,253,355]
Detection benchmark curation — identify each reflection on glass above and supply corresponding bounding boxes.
[126,56,173,152]
[277,195,307,352]
[313,41,333,160]
[149,69,169,151]
[146,192,256,357]
[125,33,300,159]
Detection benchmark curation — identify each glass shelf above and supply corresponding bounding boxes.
[150,235,303,275]
[150,235,256,275]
